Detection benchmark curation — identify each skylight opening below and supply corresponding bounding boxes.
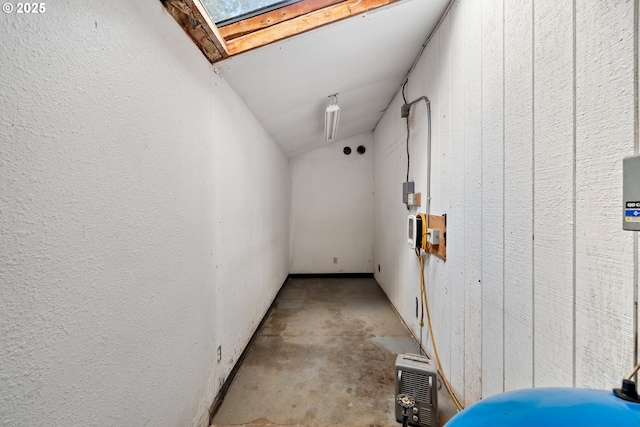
[162,0,398,63]
[203,0,305,27]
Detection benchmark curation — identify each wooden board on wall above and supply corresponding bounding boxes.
[427,214,446,260]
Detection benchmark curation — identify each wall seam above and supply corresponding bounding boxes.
[501,0,506,393]
[461,0,467,402]
[572,0,577,388]
[443,13,454,387]
[636,0,639,156]
[479,0,484,399]
[634,0,639,375]
[531,0,536,388]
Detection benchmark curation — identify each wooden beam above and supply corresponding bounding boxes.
[224,0,402,56]
[219,0,345,40]
[186,0,229,57]
[162,0,228,63]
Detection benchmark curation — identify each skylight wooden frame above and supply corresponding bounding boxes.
[161,0,402,63]
[218,0,344,38]
[214,0,308,27]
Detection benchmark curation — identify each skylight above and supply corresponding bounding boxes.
[162,0,400,63]
[203,0,304,26]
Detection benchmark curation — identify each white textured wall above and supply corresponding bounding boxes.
[0,1,289,426]
[374,0,638,406]
[289,133,374,273]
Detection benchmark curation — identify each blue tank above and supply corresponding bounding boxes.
[445,387,640,427]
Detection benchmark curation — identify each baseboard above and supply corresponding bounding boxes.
[287,273,374,278]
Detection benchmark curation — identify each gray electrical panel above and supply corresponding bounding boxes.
[403,181,415,205]
[623,154,640,231]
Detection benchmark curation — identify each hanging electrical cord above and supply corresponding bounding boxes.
[415,246,425,354]
[401,88,432,213]
[402,80,410,184]
[415,215,430,355]
[416,250,463,412]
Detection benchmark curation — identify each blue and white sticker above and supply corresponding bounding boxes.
[625,202,640,222]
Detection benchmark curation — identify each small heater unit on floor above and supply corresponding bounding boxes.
[395,353,438,427]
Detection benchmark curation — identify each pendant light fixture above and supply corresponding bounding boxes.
[324,94,340,142]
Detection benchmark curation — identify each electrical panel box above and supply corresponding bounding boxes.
[395,353,438,427]
[623,155,640,231]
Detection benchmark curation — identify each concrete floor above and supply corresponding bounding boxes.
[211,277,458,427]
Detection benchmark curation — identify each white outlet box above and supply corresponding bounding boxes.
[427,228,440,245]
